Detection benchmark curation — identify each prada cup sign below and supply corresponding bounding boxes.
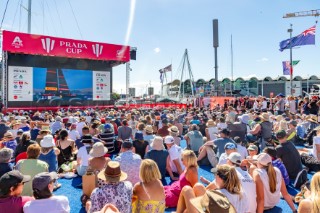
[2,30,130,62]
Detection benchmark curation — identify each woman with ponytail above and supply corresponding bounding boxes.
[298,172,320,213]
[177,164,248,213]
[253,153,296,213]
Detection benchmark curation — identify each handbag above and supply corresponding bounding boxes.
[82,171,97,197]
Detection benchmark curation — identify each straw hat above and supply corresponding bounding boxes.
[307,115,318,123]
[259,113,270,122]
[168,126,179,135]
[89,142,108,158]
[150,136,165,151]
[145,125,153,134]
[206,119,215,127]
[98,161,127,183]
[39,125,51,134]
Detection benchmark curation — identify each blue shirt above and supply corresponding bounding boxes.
[214,137,236,157]
[3,139,17,153]
[145,150,169,181]
[272,159,290,185]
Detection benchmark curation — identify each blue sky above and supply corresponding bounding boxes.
[1,0,319,95]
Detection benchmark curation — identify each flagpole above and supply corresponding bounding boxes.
[288,24,293,96]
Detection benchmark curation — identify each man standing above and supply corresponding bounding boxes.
[114,140,141,185]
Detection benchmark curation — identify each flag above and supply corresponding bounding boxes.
[159,64,172,73]
[160,72,164,83]
[282,60,300,75]
[279,25,316,51]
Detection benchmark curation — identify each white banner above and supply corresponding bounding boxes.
[285,81,302,97]
[8,66,33,101]
[92,71,111,100]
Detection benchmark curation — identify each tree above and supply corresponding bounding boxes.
[111,92,121,101]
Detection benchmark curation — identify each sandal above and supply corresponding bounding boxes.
[53,183,62,191]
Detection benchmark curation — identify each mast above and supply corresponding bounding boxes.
[231,34,234,91]
[28,0,32,33]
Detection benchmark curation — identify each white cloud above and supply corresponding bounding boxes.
[153,47,161,53]
[256,57,269,62]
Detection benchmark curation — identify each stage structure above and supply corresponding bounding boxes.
[1,31,132,109]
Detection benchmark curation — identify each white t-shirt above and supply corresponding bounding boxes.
[24,195,70,213]
[236,145,248,160]
[261,100,267,110]
[68,130,80,141]
[207,127,218,140]
[218,188,249,213]
[217,123,227,130]
[235,167,257,213]
[218,153,228,165]
[168,144,185,173]
[256,167,282,209]
[313,136,320,160]
[77,144,91,166]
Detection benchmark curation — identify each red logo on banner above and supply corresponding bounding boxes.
[13,95,18,99]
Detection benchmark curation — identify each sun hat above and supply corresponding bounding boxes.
[39,125,51,134]
[98,161,127,183]
[0,171,31,196]
[238,114,250,125]
[227,152,242,165]
[168,126,179,135]
[164,135,175,144]
[150,136,165,151]
[256,153,272,166]
[307,115,318,123]
[17,129,24,134]
[259,112,270,122]
[224,143,236,150]
[206,119,215,127]
[190,190,236,213]
[135,131,144,140]
[145,125,153,134]
[0,148,13,163]
[89,142,108,157]
[247,144,258,151]
[40,135,56,148]
[32,172,58,192]
[3,132,14,139]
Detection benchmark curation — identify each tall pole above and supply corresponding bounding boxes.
[288,24,293,95]
[213,19,219,96]
[126,62,130,103]
[28,0,32,33]
[231,34,234,90]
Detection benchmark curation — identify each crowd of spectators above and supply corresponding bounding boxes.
[0,93,320,212]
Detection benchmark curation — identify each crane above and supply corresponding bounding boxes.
[283,9,320,18]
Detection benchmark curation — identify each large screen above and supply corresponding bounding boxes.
[8,66,111,102]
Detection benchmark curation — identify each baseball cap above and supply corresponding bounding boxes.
[164,136,175,144]
[32,172,58,192]
[256,153,272,166]
[247,144,258,151]
[227,152,242,165]
[219,128,231,135]
[162,118,169,124]
[0,171,31,196]
[134,131,144,140]
[224,143,236,150]
[104,123,112,129]
[288,120,297,127]
[276,130,287,139]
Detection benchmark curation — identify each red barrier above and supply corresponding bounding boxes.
[5,103,187,112]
